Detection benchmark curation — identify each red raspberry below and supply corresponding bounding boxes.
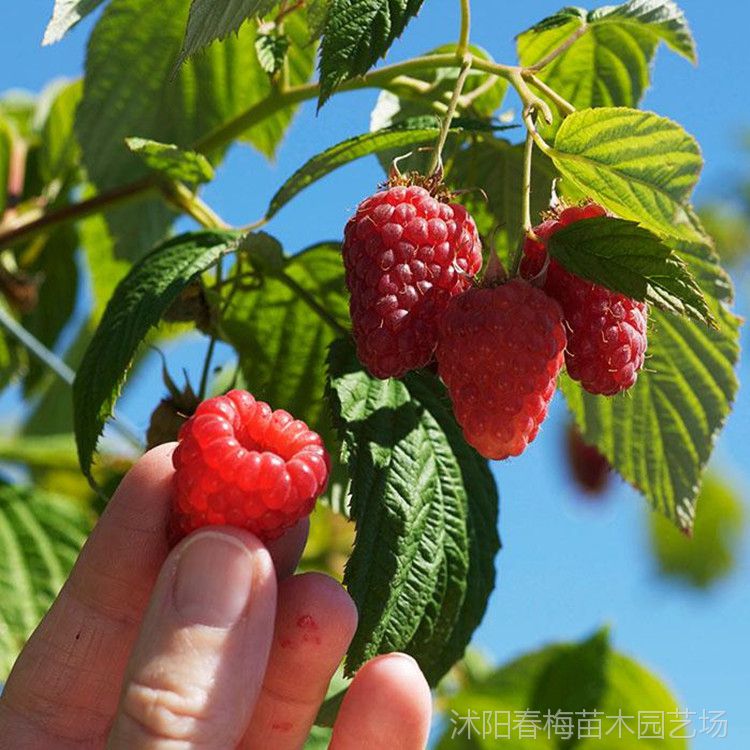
[171,389,330,543]
[521,203,648,396]
[436,279,566,460]
[566,423,611,495]
[343,184,482,379]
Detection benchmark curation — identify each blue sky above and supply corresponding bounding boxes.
[2,1,749,746]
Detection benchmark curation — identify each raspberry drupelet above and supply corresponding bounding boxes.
[171,389,329,543]
[343,183,482,379]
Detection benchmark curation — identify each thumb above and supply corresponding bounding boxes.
[108,528,277,749]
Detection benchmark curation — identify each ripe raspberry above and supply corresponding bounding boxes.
[343,183,482,379]
[171,389,330,543]
[566,423,611,495]
[521,203,648,395]
[436,279,566,460]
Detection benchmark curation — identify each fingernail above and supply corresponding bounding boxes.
[173,532,254,627]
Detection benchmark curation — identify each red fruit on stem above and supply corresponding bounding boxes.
[171,389,330,543]
[436,278,567,460]
[566,423,611,495]
[343,183,482,379]
[521,203,648,396]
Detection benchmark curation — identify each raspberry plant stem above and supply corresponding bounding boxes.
[0,304,143,450]
[427,55,473,176]
[457,0,471,57]
[509,125,537,277]
[525,72,576,116]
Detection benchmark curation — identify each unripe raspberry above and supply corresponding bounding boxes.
[436,279,566,460]
[566,423,611,495]
[343,183,482,379]
[521,203,648,395]
[171,390,329,543]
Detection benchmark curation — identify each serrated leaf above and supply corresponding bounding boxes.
[437,628,687,750]
[255,30,291,75]
[74,230,238,479]
[0,484,91,679]
[318,0,425,105]
[76,0,314,259]
[328,339,499,685]
[447,138,557,267]
[548,216,712,325]
[562,301,740,532]
[518,1,695,126]
[267,118,498,219]
[125,137,214,186]
[649,472,744,589]
[177,0,277,67]
[220,241,349,446]
[43,0,109,45]
[550,108,703,241]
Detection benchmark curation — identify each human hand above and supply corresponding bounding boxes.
[0,444,431,749]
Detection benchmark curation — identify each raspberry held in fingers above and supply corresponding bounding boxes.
[171,390,330,543]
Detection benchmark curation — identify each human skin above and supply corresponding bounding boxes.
[0,443,432,749]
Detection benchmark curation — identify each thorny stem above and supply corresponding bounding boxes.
[0,304,144,450]
[427,55,473,175]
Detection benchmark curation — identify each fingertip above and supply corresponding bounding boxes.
[266,518,310,579]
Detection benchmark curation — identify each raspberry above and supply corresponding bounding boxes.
[343,183,482,379]
[436,279,566,460]
[171,389,330,543]
[566,423,611,495]
[521,203,648,395]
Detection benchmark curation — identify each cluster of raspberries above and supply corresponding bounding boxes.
[343,184,647,461]
[170,183,646,544]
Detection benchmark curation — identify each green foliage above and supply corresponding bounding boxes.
[37,79,83,186]
[318,0,425,105]
[649,473,745,588]
[562,303,740,533]
[75,0,314,258]
[125,138,215,187]
[438,629,687,749]
[327,339,499,685]
[43,0,109,45]
[518,0,695,128]
[74,230,239,480]
[267,118,492,219]
[0,484,92,679]
[0,116,12,214]
[255,28,291,75]
[177,0,277,67]
[548,217,711,325]
[551,108,703,241]
[220,240,349,445]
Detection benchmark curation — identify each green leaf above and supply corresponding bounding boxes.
[268,117,498,219]
[177,0,277,67]
[318,0,425,105]
[74,230,238,479]
[438,628,687,749]
[649,472,745,588]
[562,301,740,532]
[76,0,315,259]
[220,240,349,445]
[447,138,557,267]
[550,108,703,241]
[0,116,12,215]
[125,137,214,186]
[327,339,499,685]
[0,434,81,473]
[518,1,695,122]
[43,0,109,45]
[37,79,83,186]
[255,29,291,75]
[0,484,91,680]
[548,216,712,325]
